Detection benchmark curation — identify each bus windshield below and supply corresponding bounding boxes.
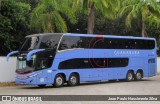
[16,55,36,74]
[20,37,39,52]
[19,34,62,52]
[16,49,56,74]
[16,34,62,74]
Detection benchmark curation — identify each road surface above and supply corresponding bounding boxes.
[0,75,160,104]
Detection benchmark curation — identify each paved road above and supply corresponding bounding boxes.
[0,75,160,104]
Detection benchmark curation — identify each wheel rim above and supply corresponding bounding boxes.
[128,73,133,80]
[70,76,77,85]
[56,77,63,86]
[137,73,142,80]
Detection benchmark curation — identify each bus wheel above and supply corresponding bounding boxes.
[38,84,46,88]
[135,71,142,81]
[126,71,134,81]
[68,74,79,86]
[54,74,64,87]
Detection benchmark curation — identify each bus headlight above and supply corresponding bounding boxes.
[27,72,42,78]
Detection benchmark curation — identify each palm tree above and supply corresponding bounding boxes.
[118,0,160,37]
[30,0,76,33]
[72,0,119,34]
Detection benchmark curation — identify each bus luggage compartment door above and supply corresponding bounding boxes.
[148,58,156,76]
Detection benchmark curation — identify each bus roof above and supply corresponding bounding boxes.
[25,33,155,40]
[64,33,155,40]
[26,33,63,38]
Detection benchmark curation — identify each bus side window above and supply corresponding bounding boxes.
[124,39,129,49]
[113,39,119,49]
[58,36,70,50]
[104,39,113,49]
[134,40,137,49]
[40,36,59,49]
[147,40,155,49]
[118,39,124,49]
[59,36,84,50]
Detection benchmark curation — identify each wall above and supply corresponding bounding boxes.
[0,57,17,82]
[157,57,160,73]
[0,57,160,82]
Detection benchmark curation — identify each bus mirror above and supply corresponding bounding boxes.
[6,51,19,61]
[27,49,45,61]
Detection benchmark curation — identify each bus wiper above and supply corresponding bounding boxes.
[27,49,45,61]
[6,51,19,61]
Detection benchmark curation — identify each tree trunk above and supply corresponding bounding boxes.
[141,20,147,37]
[141,20,145,37]
[87,2,94,34]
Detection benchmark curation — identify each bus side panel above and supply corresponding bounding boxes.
[125,57,151,78]
[148,57,157,77]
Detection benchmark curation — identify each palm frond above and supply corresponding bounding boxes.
[72,0,82,13]
[52,11,67,32]
[59,0,77,24]
[30,0,74,33]
[147,15,160,27]
[125,11,133,28]
[118,0,160,30]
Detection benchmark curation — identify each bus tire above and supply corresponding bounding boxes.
[38,84,46,88]
[126,71,134,81]
[68,74,79,86]
[135,71,142,81]
[54,74,64,87]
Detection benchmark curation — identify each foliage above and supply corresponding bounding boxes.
[72,0,119,18]
[0,0,31,55]
[118,0,160,37]
[0,0,160,56]
[16,0,39,9]
[71,0,120,33]
[146,25,160,56]
[30,0,76,33]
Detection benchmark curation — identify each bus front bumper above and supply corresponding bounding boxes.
[15,72,53,85]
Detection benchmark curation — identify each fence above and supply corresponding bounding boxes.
[0,57,160,82]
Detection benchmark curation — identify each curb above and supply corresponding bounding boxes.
[0,82,19,87]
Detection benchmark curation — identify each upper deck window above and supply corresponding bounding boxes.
[58,36,155,50]
[39,35,61,49]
